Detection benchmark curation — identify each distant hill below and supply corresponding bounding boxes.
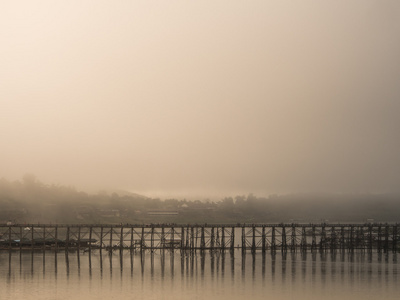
[103,189,149,199]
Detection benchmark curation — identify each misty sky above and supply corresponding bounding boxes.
[1,1,400,198]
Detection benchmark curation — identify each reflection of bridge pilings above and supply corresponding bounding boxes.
[5,249,398,282]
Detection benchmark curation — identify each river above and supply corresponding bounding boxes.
[1,250,399,300]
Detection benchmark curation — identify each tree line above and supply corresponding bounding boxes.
[1,176,399,224]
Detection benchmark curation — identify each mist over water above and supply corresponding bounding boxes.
[1,1,400,198]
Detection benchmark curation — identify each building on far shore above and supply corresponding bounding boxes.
[147,210,179,216]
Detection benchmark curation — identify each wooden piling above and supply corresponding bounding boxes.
[291,225,296,252]
[340,227,345,251]
[180,227,184,250]
[320,225,325,252]
[377,225,382,252]
[368,225,373,251]
[271,226,276,251]
[66,227,70,251]
[221,227,225,251]
[210,227,215,251]
[161,227,165,250]
[191,227,195,251]
[78,226,81,251]
[241,226,246,252]
[281,225,287,252]
[185,227,189,249]
[201,227,205,251]
[301,227,307,252]
[262,226,266,253]
[151,226,154,250]
[385,225,389,252]
[311,226,316,251]
[251,226,256,253]
[89,226,92,251]
[20,227,22,251]
[31,225,34,250]
[141,227,145,252]
[100,226,103,250]
[109,227,113,248]
[350,226,354,251]
[171,226,175,250]
[8,226,11,249]
[130,227,134,251]
[230,227,235,252]
[120,226,124,250]
[55,226,58,250]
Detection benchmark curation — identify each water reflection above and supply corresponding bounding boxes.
[1,250,400,300]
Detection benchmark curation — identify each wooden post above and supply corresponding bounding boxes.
[251,226,256,253]
[120,226,124,250]
[385,225,389,252]
[100,226,103,250]
[221,227,225,252]
[241,226,246,252]
[20,226,23,251]
[301,227,307,252]
[281,225,287,252]
[141,227,144,252]
[191,227,195,251]
[181,227,185,250]
[185,227,189,249]
[216,227,220,248]
[78,226,81,251]
[349,226,354,252]
[42,226,45,251]
[320,225,325,252]
[109,227,113,248]
[377,225,382,252]
[161,226,165,250]
[130,227,134,251]
[55,226,58,250]
[31,225,34,250]
[358,226,364,251]
[271,226,276,251]
[311,226,316,251]
[8,226,11,249]
[230,227,235,253]
[262,226,266,253]
[211,227,215,251]
[340,226,345,251]
[66,227,70,251]
[194,227,198,251]
[291,225,296,252]
[151,226,154,250]
[368,225,373,251]
[171,226,175,250]
[89,226,92,251]
[201,227,205,251]
[330,227,335,251]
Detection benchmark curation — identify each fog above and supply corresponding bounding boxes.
[1,1,400,199]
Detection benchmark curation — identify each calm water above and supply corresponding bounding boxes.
[0,250,399,300]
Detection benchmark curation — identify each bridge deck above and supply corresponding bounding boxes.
[0,223,398,252]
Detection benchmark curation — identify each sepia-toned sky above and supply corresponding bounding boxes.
[1,1,400,199]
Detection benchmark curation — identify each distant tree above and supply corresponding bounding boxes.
[234,195,246,207]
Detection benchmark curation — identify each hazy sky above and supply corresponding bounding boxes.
[1,1,400,198]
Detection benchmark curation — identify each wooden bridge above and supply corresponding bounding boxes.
[0,223,399,252]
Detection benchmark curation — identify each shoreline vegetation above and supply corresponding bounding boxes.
[1,176,399,224]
